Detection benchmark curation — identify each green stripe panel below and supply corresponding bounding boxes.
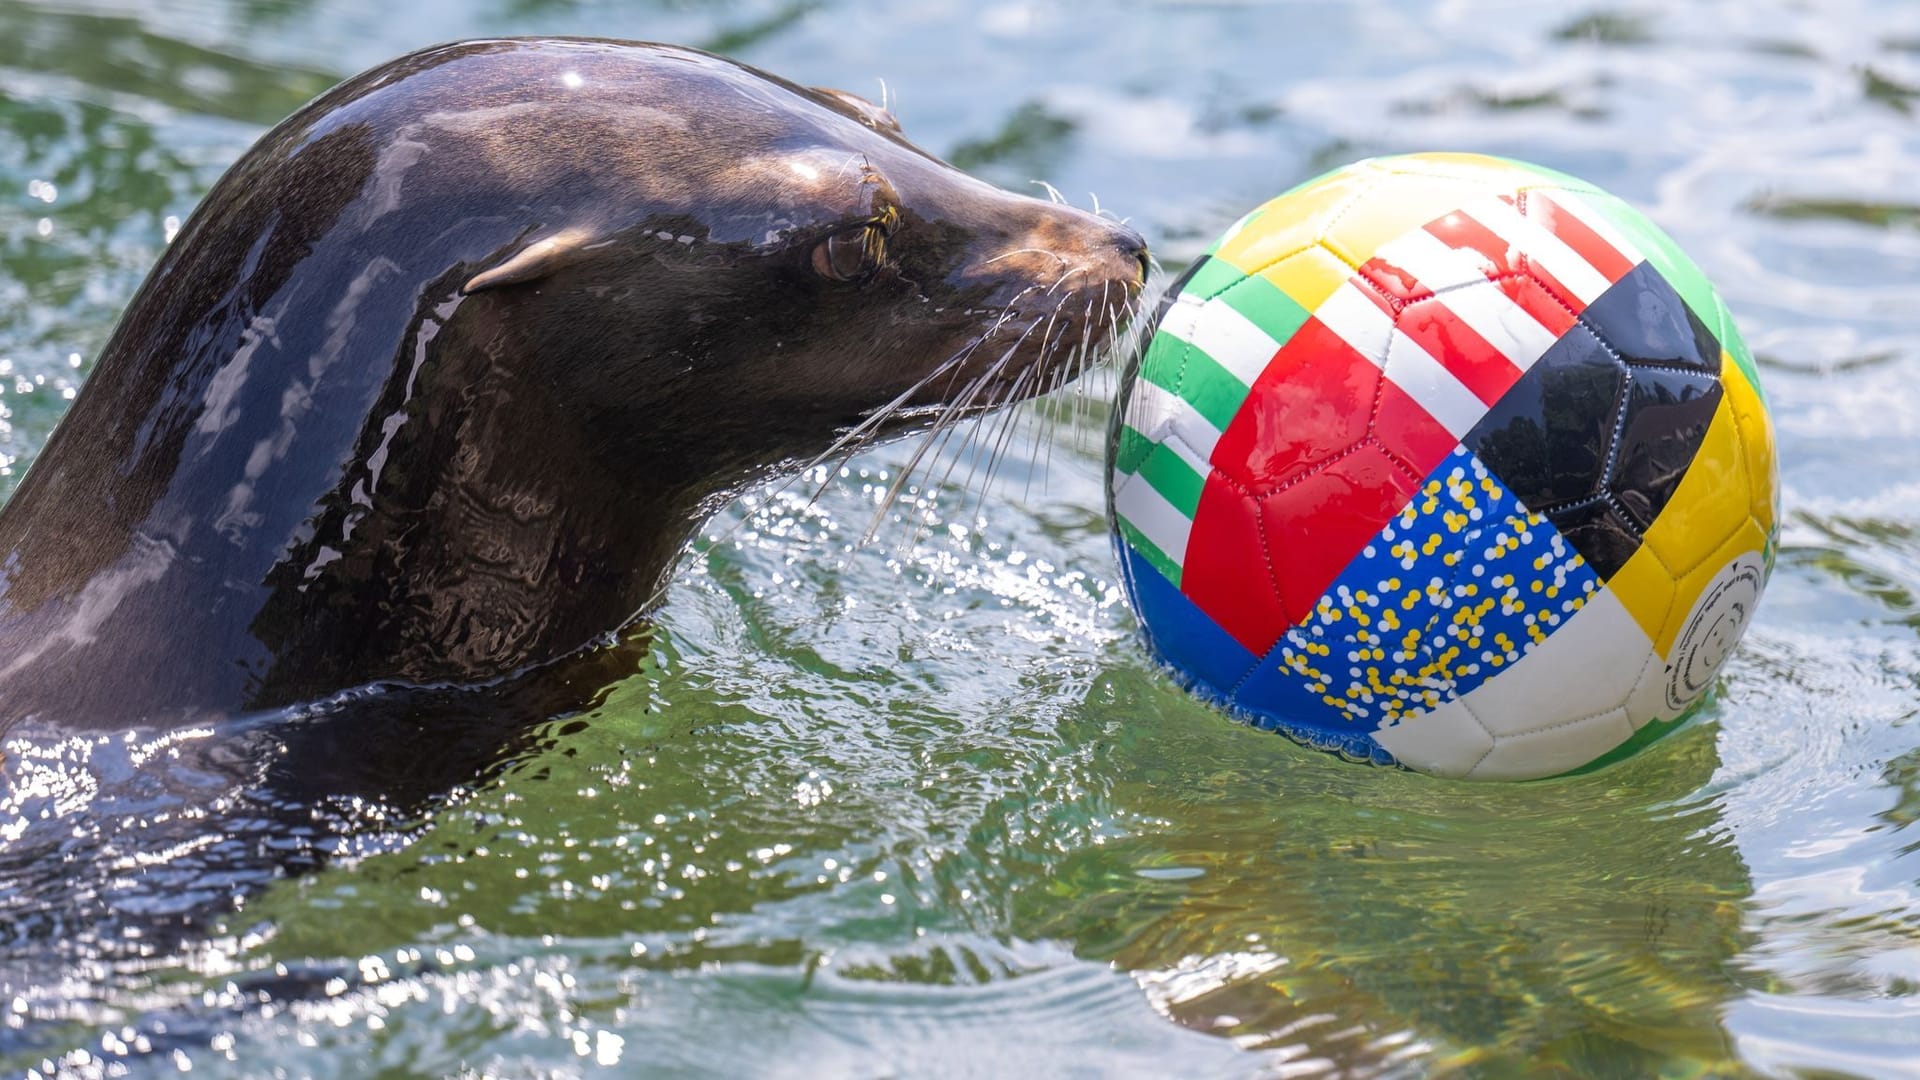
[1139,333,1249,434]
[1490,154,1603,192]
[1113,423,1155,477]
[1218,272,1310,351]
[1179,254,1250,300]
[1117,518,1183,588]
[1710,292,1767,405]
[1134,442,1206,519]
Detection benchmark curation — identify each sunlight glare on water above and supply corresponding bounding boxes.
[2,0,1920,1076]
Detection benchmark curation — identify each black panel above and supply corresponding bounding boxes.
[1579,260,1722,373]
[1547,498,1643,580]
[1464,322,1626,512]
[1610,367,1723,531]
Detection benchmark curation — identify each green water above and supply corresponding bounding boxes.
[3,1,1920,1076]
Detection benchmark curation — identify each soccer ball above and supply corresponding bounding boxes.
[1108,153,1777,781]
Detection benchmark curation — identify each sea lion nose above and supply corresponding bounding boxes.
[1111,223,1150,283]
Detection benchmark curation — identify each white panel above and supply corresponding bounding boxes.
[1383,329,1489,438]
[1433,279,1562,374]
[1185,299,1283,387]
[1548,190,1647,269]
[1467,707,1634,781]
[1374,226,1501,294]
[1312,282,1394,368]
[1371,700,1496,780]
[1453,587,1657,738]
[1113,472,1194,565]
[1470,197,1612,304]
[1123,378,1222,463]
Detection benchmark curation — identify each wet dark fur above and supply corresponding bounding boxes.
[0,38,1145,730]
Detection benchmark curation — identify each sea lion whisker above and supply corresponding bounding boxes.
[860,342,1018,545]
[979,248,1070,271]
[902,311,1052,531]
[1029,180,1067,206]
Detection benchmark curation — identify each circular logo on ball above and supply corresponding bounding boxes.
[1664,553,1766,711]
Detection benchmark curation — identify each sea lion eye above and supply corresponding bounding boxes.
[812,223,887,283]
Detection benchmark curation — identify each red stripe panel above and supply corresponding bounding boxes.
[1370,377,1460,480]
[1428,208,1592,323]
[1396,296,1526,406]
[1206,316,1379,493]
[1356,255,1422,309]
[1492,272,1580,339]
[1424,209,1521,279]
[1181,473,1292,654]
[1524,191,1636,284]
[1258,443,1426,627]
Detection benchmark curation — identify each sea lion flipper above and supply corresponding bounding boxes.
[462,226,602,294]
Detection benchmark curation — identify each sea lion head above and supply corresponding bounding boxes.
[451,42,1149,466]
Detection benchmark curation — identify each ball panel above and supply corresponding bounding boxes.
[1210,171,1378,279]
[1639,393,1755,586]
[1646,547,1768,720]
[1578,261,1722,374]
[1116,540,1259,698]
[1547,499,1643,581]
[1258,443,1425,629]
[1463,322,1623,517]
[1722,359,1779,536]
[1439,585,1652,738]
[1115,374,1220,477]
[1388,294,1530,408]
[1208,315,1379,494]
[1611,365,1723,533]
[1604,544,1679,650]
[1659,520,1771,670]
[1370,699,1495,779]
[1153,288,1280,392]
[1520,191,1640,284]
[1182,476,1289,654]
[1467,706,1634,781]
[1372,377,1465,478]
[1576,190,1724,342]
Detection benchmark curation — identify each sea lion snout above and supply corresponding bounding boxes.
[971,204,1149,292]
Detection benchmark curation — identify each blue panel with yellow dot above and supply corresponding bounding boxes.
[1235,447,1600,730]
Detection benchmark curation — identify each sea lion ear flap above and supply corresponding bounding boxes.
[813,87,903,135]
[462,226,601,294]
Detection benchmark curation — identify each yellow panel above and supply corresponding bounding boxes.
[1317,170,1509,269]
[1606,544,1676,650]
[1253,245,1359,315]
[1660,519,1771,658]
[1641,394,1754,581]
[1213,168,1379,276]
[1384,151,1603,195]
[1722,356,1778,535]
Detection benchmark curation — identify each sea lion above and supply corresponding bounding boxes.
[0,38,1146,731]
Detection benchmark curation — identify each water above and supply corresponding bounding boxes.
[2,0,1918,1075]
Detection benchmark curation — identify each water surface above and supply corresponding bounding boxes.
[3,1,1919,1076]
